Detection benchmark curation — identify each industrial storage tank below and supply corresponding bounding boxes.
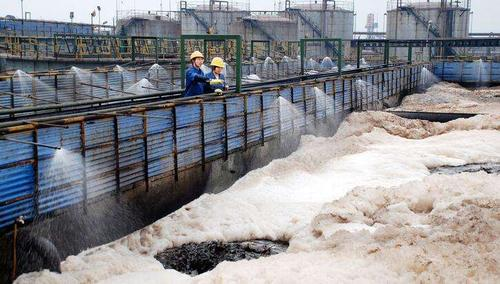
[115,11,181,37]
[287,0,355,40]
[180,0,250,35]
[386,0,471,60]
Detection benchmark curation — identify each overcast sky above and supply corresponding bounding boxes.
[1,0,498,33]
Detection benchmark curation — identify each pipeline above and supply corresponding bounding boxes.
[0,63,410,126]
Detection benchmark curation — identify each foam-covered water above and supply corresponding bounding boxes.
[15,88,500,283]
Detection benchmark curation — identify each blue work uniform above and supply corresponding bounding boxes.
[184,66,209,97]
[206,72,227,92]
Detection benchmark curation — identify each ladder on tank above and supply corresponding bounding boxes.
[399,5,457,56]
[286,8,339,57]
[243,18,277,41]
[181,7,212,33]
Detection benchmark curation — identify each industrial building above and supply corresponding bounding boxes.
[386,0,471,60]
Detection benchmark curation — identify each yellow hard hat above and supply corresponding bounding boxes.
[210,57,225,68]
[190,51,204,60]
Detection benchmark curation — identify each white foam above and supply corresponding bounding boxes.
[16,98,500,283]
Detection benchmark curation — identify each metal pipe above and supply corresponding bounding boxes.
[91,111,173,120]
[0,136,61,150]
[79,82,136,96]
[0,91,59,104]
[22,120,69,128]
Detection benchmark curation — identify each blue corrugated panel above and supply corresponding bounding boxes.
[85,119,117,199]
[0,198,34,229]
[290,86,305,129]
[204,102,224,159]
[304,85,316,125]
[324,82,335,117]
[0,132,33,166]
[226,97,245,151]
[0,80,11,111]
[118,116,145,188]
[37,125,83,213]
[492,63,500,83]
[263,90,279,138]
[0,139,35,226]
[146,109,174,179]
[343,79,352,109]
[325,80,334,95]
[176,105,201,168]
[278,88,293,133]
[442,62,461,82]
[480,62,491,82]
[246,94,263,143]
[461,62,476,82]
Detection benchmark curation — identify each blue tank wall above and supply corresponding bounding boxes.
[433,61,500,84]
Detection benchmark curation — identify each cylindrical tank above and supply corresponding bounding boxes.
[116,12,180,37]
[386,0,471,60]
[180,2,249,35]
[291,1,355,40]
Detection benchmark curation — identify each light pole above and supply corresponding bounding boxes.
[353,13,357,32]
[70,11,74,33]
[91,10,96,34]
[469,11,474,34]
[20,0,24,36]
[97,6,101,33]
[383,12,387,34]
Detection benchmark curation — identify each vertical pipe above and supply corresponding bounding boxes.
[32,76,37,106]
[89,73,94,100]
[9,77,15,117]
[250,41,254,59]
[180,37,186,89]
[80,121,88,213]
[131,37,136,61]
[338,39,343,76]
[113,116,121,197]
[200,102,205,171]
[155,38,159,64]
[243,95,248,151]
[302,86,306,132]
[333,80,336,116]
[259,93,264,146]
[72,73,77,102]
[54,74,59,103]
[236,36,242,93]
[356,43,361,69]
[172,106,178,181]
[223,97,229,158]
[350,79,354,111]
[382,71,385,99]
[407,44,413,64]
[341,78,345,112]
[300,39,305,75]
[33,129,39,217]
[142,111,149,192]
[105,72,109,98]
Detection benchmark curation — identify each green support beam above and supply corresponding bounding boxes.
[250,40,271,59]
[180,34,242,93]
[300,38,343,76]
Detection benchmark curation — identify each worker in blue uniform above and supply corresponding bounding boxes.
[184,51,224,97]
[206,57,229,95]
